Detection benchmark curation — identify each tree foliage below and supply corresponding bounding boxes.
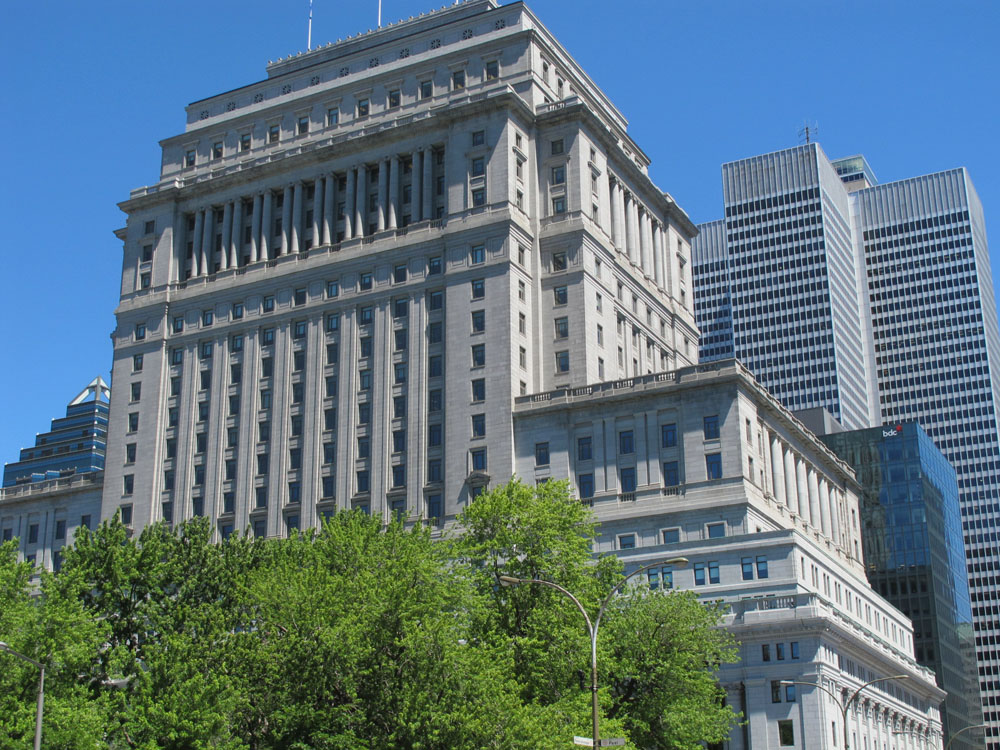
[0,480,739,749]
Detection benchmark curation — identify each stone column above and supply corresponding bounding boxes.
[829,488,841,545]
[219,202,233,271]
[260,191,272,260]
[653,222,664,288]
[796,458,810,526]
[624,193,637,264]
[311,178,323,247]
[191,210,204,277]
[818,478,832,537]
[322,174,336,245]
[411,150,422,221]
[807,468,822,531]
[200,207,214,274]
[615,181,627,254]
[377,160,388,232]
[422,147,434,220]
[639,209,652,277]
[230,199,243,268]
[343,168,355,240]
[783,447,798,516]
[388,155,400,229]
[355,165,367,238]
[609,179,622,249]
[291,181,303,253]
[280,185,293,255]
[770,434,786,507]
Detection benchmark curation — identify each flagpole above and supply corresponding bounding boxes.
[307,0,313,50]
[378,0,382,27]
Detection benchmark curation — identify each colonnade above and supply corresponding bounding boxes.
[609,175,677,297]
[182,146,440,280]
[765,430,846,549]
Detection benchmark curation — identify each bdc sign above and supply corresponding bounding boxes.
[882,425,903,438]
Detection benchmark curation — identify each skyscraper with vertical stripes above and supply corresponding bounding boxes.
[693,143,1000,745]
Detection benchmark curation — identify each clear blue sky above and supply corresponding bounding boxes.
[2,0,998,466]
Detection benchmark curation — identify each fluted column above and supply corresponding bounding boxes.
[260,191,272,260]
[639,209,652,277]
[230,199,243,268]
[190,210,204,277]
[219,202,233,271]
[355,165,367,238]
[422,147,434,220]
[411,150,422,221]
[343,168,356,240]
[200,207,214,275]
[783,447,798,516]
[609,179,622,249]
[291,182,303,253]
[829,488,841,545]
[388,156,400,229]
[796,458,810,526]
[653,222,664,288]
[377,160,388,232]
[615,182,627,253]
[322,175,335,245]
[311,178,323,247]
[250,194,261,264]
[770,434,786,506]
[623,193,636,264]
[807,468,821,530]
[280,185,293,255]
[819,479,832,538]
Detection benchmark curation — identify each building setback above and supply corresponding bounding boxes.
[693,143,1000,746]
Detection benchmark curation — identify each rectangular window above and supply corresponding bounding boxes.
[703,414,720,439]
[420,80,433,99]
[427,290,443,310]
[771,681,782,704]
[778,721,794,746]
[471,379,485,402]
[551,139,564,155]
[327,108,339,126]
[708,561,720,584]
[706,453,723,480]
[535,442,550,467]
[428,423,442,447]
[707,522,725,539]
[356,98,369,117]
[358,403,371,424]
[693,562,706,586]
[742,557,754,580]
[757,556,769,579]
[762,644,771,662]
[471,158,485,177]
[578,473,594,499]
[662,461,679,487]
[661,423,677,448]
[134,323,146,340]
[619,430,634,455]
[790,642,799,659]
[297,116,309,135]
[471,448,487,471]
[485,60,499,80]
[555,350,569,373]
[452,69,465,89]
[388,89,401,108]
[471,187,486,206]
[471,414,486,437]
[551,165,565,185]
[268,124,280,143]
[427,493,443,519]
[392,464,406,487]
[554,317,568,339]
[776,642,785,660]
[618,534,635,550]
[552,196,566,214]
[620,466,636,493]
[471,343,486,367]
[553,286,567,305]
[577,436,592,461]
[133,353,144,372]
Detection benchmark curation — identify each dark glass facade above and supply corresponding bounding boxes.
[821,423,982,750]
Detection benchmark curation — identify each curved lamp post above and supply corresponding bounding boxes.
[0,641,44,750]
[938,723,988,750]
[500,556,688,750]
[781,674,908,750]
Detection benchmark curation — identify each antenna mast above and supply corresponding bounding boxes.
[798,120,819,145]
[307,0,314,50]
[378,0,382,27]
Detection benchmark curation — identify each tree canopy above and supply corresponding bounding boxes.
[0,479,739,749]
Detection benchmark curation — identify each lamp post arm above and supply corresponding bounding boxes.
[595,560,665,631]
[517,578,594,637]
[846,674,908,712]
[944,723,989,750]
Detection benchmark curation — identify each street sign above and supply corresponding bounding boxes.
[572,739,627,748]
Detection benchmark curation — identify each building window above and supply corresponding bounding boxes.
[185,149,196,167]
[620,467,636,493]
[388,89,401,108]
[552,196,566,214]
[757,556,769,579]
[707,522,725,539]
[212,142,223,160]
[578,473,594,499]
[127,412,139,432]
[471,310,485,333]
[555,350,569,373]
[426,493,443,519]
[577,436,592,461]
[268,124,280,143]
[771,681,782,704]
[356,98,370,117]
[661,423,677,448]
[420,79,433,99]
[554,317,568,339]
[662,461,679,487]
[133,353,144,372]
[553,286,567,305]
[703,415,720,440]
[471,343,486,368]
[472,188,486,206]
[706,453,723,480]
[619,430,634,455]
[470,244,486,265]
[297,116,309,135]
[535,442,550,467]
[327,107,339,126]
[428,423,442,447]
[784,684,796,702]
[471,157,485,177]
[551,139,564,155]
[693,563,705,586]
[471,448,487,471]
[485,60,499,80]
[551,165,565,185]
[778,721,794,746]
[742,557,754,580]
[470,279,486,299]
[519,346,527,369]
[618,534,635,550]
[452,69,465,90]
[471,414,486,438]
[119,505,133,525]
[790,642,800,660]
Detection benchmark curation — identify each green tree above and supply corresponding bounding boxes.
[455,478,740,749]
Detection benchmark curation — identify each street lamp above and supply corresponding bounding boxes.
[500,556,689,750]
[0,641,45,750]
[780,674,908,750]
[940,723,988,750]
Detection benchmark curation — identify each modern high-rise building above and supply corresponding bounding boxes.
[1,378,107,571]
[95,3,949,747]
[820,422,983,750]
[693,143,1000,744]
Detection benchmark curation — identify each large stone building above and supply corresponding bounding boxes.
[692,143,1000,744]
[79,2,951,747]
